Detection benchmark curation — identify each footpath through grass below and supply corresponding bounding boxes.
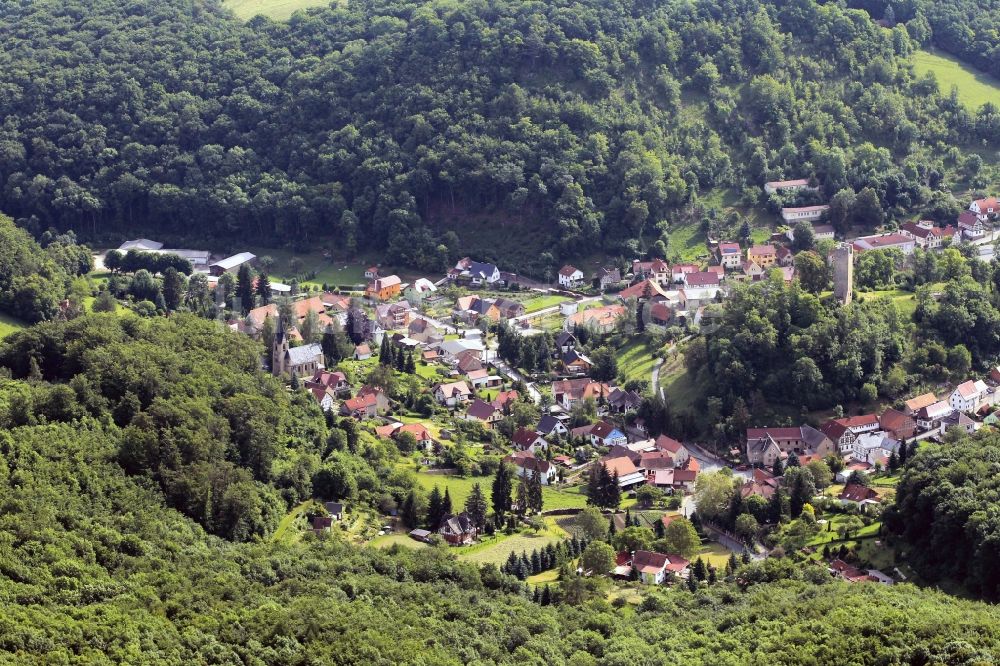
[913,48,1000,111]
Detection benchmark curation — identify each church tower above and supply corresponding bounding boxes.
[272,318,288,376]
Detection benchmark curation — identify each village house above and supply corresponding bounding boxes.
[765,179,816,195]
[852,432,899,465]
[683,271,721,288]
[438,512,477,545]
[560,348,593,375]
[365,275,403,301]
[395,423,434,451]
[439,339,485,364]
[715,242,742,269]
[775,245,794,268]
[536,414,569,437]
[375,301,411,330]
[630,550,690,584]
[403,277,437,306]
[589,421,627,448]
[596,266,622,290]
[879,408,916,441]
[618,278,667,302]
[465,398,502,429]
[407,317,442,344]
[899,220,956,249]
[512,427,549,453]
[353,343,372,361]
[467,369,501,390]
[852,233,915,255]
[506,451,558,485]
[915,400,953,431]
[654,435,691,466]
[554,331,577,355]
[744,425,833,458]
[780,205,829,224]
[747,245,777,268]
[433,381,472,407]
[552,378,613,411]
[746,435,782,467]
[558,265,585,288]
[607,388,642,414]
[566,304,625,335]
[835,414,880,435]
[340,386,389,419]
[309,386,337,412]
[456,351,484,374]
[820,420,856,455]
[838,484,881,509]
[324,501,344,521]
[941,410,980,435]
[904,392,937,415]
[493,297,525,320]
[599,457,647,490]
[364,266,379,280]
[949,379,990,413]
[452,258,501,285]
[305,369,351,396]
[957,210,985,239]
[970,196,998,222]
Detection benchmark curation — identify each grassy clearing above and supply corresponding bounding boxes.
[414,471,588,511]
[0,313,27,340]
[616,338,656,385]
[370,533,429,550]
[698,540,736,569]
[913,48,1000,111]
[457,517,568,565]
[523,295,569,313]
[225,0,331,21]
[857,288,918,319]
[272,501,311,545]
[669,221,709,262]
[659,351,702,412]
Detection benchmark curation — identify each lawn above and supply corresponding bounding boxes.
[272,501,311,545]
[913,48,1000,111]
[0,312,26,340]
[414,471,588,511]
[659,351,702,412]
[522,295,570,314]
[243,245,369,290]
[668,221,709,262]
[224,0,332,20]
[698,540,737,569]
[616,338,656,385]
[457,517,569,565]
[857,288,918,320]
[370,533,429,551]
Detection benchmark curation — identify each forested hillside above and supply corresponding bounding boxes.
[0,318,999,663]
[888,432,1000,601]
[0,0,995,273]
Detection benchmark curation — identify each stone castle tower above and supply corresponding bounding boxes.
[833,244,853,305]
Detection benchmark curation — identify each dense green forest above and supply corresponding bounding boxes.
[0,319,998,663]
[888,432,1000,601]
[0,0,996,273]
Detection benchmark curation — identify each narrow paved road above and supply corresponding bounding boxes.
[651,357,664,399]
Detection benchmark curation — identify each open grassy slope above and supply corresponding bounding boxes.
[224,0,331,20]
[913,49,1000,111]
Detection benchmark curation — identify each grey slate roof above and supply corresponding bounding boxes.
[287,343,323,366]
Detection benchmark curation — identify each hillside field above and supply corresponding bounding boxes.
[224,0,331,20]
[913,49,1000,111]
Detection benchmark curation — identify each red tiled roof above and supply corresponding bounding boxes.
[600,457,638,477]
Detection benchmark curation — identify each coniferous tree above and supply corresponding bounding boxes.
[692,557,707,581]
[442,488,453,517]
[236,263,255,314]
[401,491,420,529]
[379,335,392,365]
[540,585,551,605]
[256,271,272,306]
[528,471,543,513]
[492,463,513,522]
[427,486,444,529]
[405,352,416,374]
[465,482,488,529]
[531,550,541,574]
[772,458,784,477]
[515,478,528,517]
